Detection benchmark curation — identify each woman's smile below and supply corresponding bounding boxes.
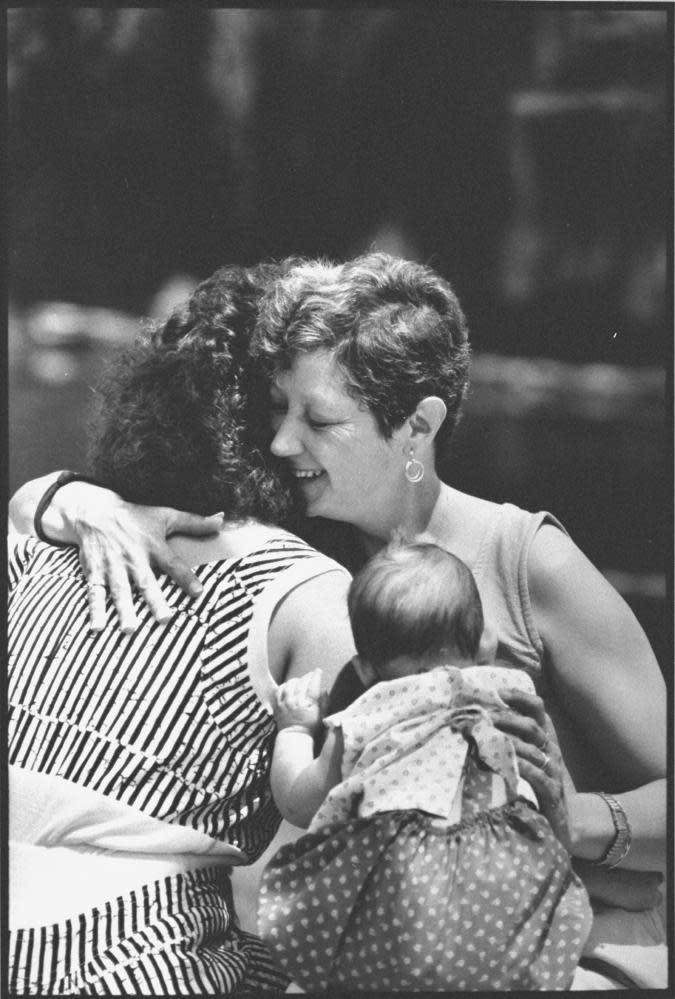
[291,467,327,499]
[270,350,409,530]
[291,468,324,480]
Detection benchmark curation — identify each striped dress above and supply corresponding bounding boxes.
[8,532,343,995]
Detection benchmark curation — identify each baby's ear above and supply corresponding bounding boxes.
[352,654,377,687]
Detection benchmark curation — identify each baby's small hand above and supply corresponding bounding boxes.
[274,669,324,734]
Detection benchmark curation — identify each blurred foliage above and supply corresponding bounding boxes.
[9,7,668,363]
[8,8,670,665]
[9,9,221,310]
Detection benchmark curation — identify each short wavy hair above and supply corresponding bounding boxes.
[88,263,294,521]
[347,540,484,674]
[252,252,471,466]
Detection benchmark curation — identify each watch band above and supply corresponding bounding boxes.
[33,470,102,547]
[591,791,632,869]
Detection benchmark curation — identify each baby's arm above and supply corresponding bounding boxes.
[271,669,343,828]
[272,729,342,829]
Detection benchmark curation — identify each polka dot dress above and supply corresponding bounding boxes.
[260,764,592,991]
[259,667,593,991]
[310,665,538,831]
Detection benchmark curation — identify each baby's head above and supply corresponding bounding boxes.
[347,539,484,686]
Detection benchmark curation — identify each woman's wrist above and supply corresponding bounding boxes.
[567,790,624,862]
[33,472,109,547]
[41,481,107,546]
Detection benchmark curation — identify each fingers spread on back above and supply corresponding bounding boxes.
[79,547,108,632]
[104,560,138,634]
[154,551,203,598]
[132,570,173,624]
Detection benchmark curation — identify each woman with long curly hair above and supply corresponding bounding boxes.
[7,264,355,995]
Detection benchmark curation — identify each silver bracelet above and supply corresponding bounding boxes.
[591,791,632,869]
[276,725,314,737]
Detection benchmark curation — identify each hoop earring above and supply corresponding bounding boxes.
[404,449,425,484]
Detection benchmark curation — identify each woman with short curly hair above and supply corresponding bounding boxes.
[253,251,667,991]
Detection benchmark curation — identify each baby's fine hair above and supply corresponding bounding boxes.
[347,540,484,672]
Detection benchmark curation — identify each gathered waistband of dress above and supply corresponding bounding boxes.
[10,840,233,929]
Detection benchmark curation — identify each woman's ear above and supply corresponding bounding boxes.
[408,396,447,442]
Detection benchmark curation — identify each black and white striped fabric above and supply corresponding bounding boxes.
[8,533,331,994]
[9,866,286,994]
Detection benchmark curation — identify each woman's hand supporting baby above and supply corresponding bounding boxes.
[493,686,572,851]
[493,686,665,912]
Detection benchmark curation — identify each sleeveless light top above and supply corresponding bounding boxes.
[449,495,667,988]
[458,496,563,681]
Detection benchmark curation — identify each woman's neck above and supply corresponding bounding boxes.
[169,518,288,567]
[357,474,445,557]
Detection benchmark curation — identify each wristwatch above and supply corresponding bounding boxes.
[592,791,632,869]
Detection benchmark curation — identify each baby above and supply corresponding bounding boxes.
[259,540,592,992]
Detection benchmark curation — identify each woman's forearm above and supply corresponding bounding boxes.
[568,778,666,872]
[8,473,110,546]
[9,472,65,536]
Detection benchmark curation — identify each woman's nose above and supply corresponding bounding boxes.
[270,415,302,458]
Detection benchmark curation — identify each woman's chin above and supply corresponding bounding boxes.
[302,496,325,518]
[296,476,328,515]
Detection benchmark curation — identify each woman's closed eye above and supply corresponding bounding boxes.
[269,403,288,428]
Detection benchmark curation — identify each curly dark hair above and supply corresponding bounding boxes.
[87,263,297,522]
[252,253,471,470]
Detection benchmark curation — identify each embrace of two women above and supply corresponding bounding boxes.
[8,253,667,994]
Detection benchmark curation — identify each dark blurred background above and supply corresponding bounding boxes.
[7,7,671,668]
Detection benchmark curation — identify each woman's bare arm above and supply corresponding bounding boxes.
[9,472,63,535]
[529,524,666,873]
[266,568,356,692]
[267,576,355,827]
